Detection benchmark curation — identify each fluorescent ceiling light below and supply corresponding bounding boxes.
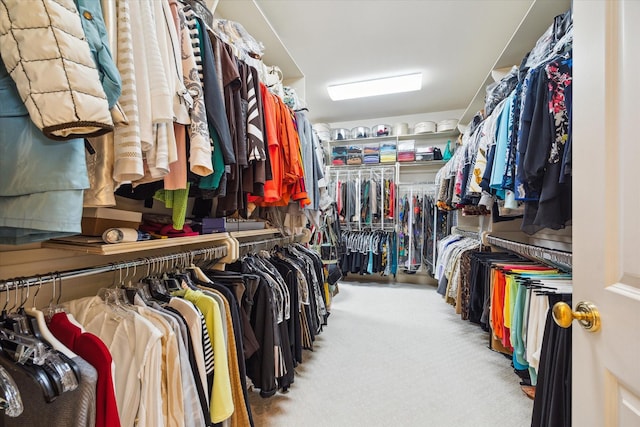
[328,73,422,101]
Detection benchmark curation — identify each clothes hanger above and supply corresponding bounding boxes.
[25,277,77,359]
[0,281,79,401]
[41,273,68,323]
[3,280,31,335]
[96,265,133,318]
[0,364,22,417]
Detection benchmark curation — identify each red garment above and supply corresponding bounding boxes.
[49,312,121,427]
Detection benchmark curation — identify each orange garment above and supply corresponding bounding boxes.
[252,87,309,207]
[258,84,283,203]
[490,269,506,342]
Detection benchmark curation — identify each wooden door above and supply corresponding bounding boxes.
[573,0,640,425]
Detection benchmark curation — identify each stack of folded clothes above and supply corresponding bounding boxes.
[397,140,416,162]
[347,145,363,165]
[363,143,380,164]
[140,220,199,238]
[332,145,347,165]
[380,142,397,163]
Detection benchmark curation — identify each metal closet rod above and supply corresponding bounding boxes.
[237,234,302,255]
[485,235,572,267]
[452,228,481,240]
[0,245,228,290]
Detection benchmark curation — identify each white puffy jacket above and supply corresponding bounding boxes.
[0,0,113,140]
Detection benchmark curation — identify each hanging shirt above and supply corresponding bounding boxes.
[65,296,164,427]
[168,297,209,400]
[178,289,234,424]
[49,312,121,427]
[1,354,98,427]
[133,302,186,427]
[490,92,515,199]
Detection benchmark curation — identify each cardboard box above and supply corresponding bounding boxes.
[81,208,142,236]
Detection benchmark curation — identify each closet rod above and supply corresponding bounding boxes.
[237,233,305,256]
[485,235,572,269]
[0,244,228,290]
[451,227,481,240]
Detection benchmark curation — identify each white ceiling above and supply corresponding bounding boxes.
[217,0,570,124]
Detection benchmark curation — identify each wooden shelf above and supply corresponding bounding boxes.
[42,233,231,255]
[229,229,282,239]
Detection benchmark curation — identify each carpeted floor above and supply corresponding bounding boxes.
[248,281,533,427]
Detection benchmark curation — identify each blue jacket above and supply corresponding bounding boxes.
[0,58,89,244]
[75,0,122,108]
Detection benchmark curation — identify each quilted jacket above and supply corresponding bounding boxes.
[0,0,113,140]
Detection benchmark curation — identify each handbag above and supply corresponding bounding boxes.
[326,263,343,286]
[442,139,454,161]
[314,226,339,264]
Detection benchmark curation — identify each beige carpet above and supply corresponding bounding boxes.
[248,281,533,427]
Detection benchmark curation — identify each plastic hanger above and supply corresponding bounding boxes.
[96,265,133,318]
[0,364,22,417]
[3,280,31,335]
[42,273,66,323]
[26,277,77,359]
[1,279,80,396]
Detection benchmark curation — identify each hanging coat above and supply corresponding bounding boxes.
[0,0,114,140]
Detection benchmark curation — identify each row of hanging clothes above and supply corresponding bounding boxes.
[0,0,328,244]
[435,233,572,427]
[338,230,397,277]
[0,241,329,427]
[434,10,573,235]
[326,166,396,231]
[226,243,329,397]
[396,184,438,273]
[421,193,452,275]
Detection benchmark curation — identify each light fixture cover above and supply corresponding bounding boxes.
[328,73,422,101]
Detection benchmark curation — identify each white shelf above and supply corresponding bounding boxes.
[328,160,446,169]
[326,129,458,145]
[397,160,447,168]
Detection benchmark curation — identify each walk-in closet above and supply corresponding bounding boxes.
[1,0,639,426]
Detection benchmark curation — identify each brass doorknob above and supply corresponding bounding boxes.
[552,301,601,332]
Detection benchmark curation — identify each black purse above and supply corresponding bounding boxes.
[326,263,343,286]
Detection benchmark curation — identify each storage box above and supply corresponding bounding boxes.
[346,145,363,165]
[415,146,435,161]
[190,218,267,234]
[81,207,142,236]
[379,141,397,163]
[331,146,347,166]
[363,143,380,164]
[397,151,416,162]
[191,217,226,234]
[225,219,266,232]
